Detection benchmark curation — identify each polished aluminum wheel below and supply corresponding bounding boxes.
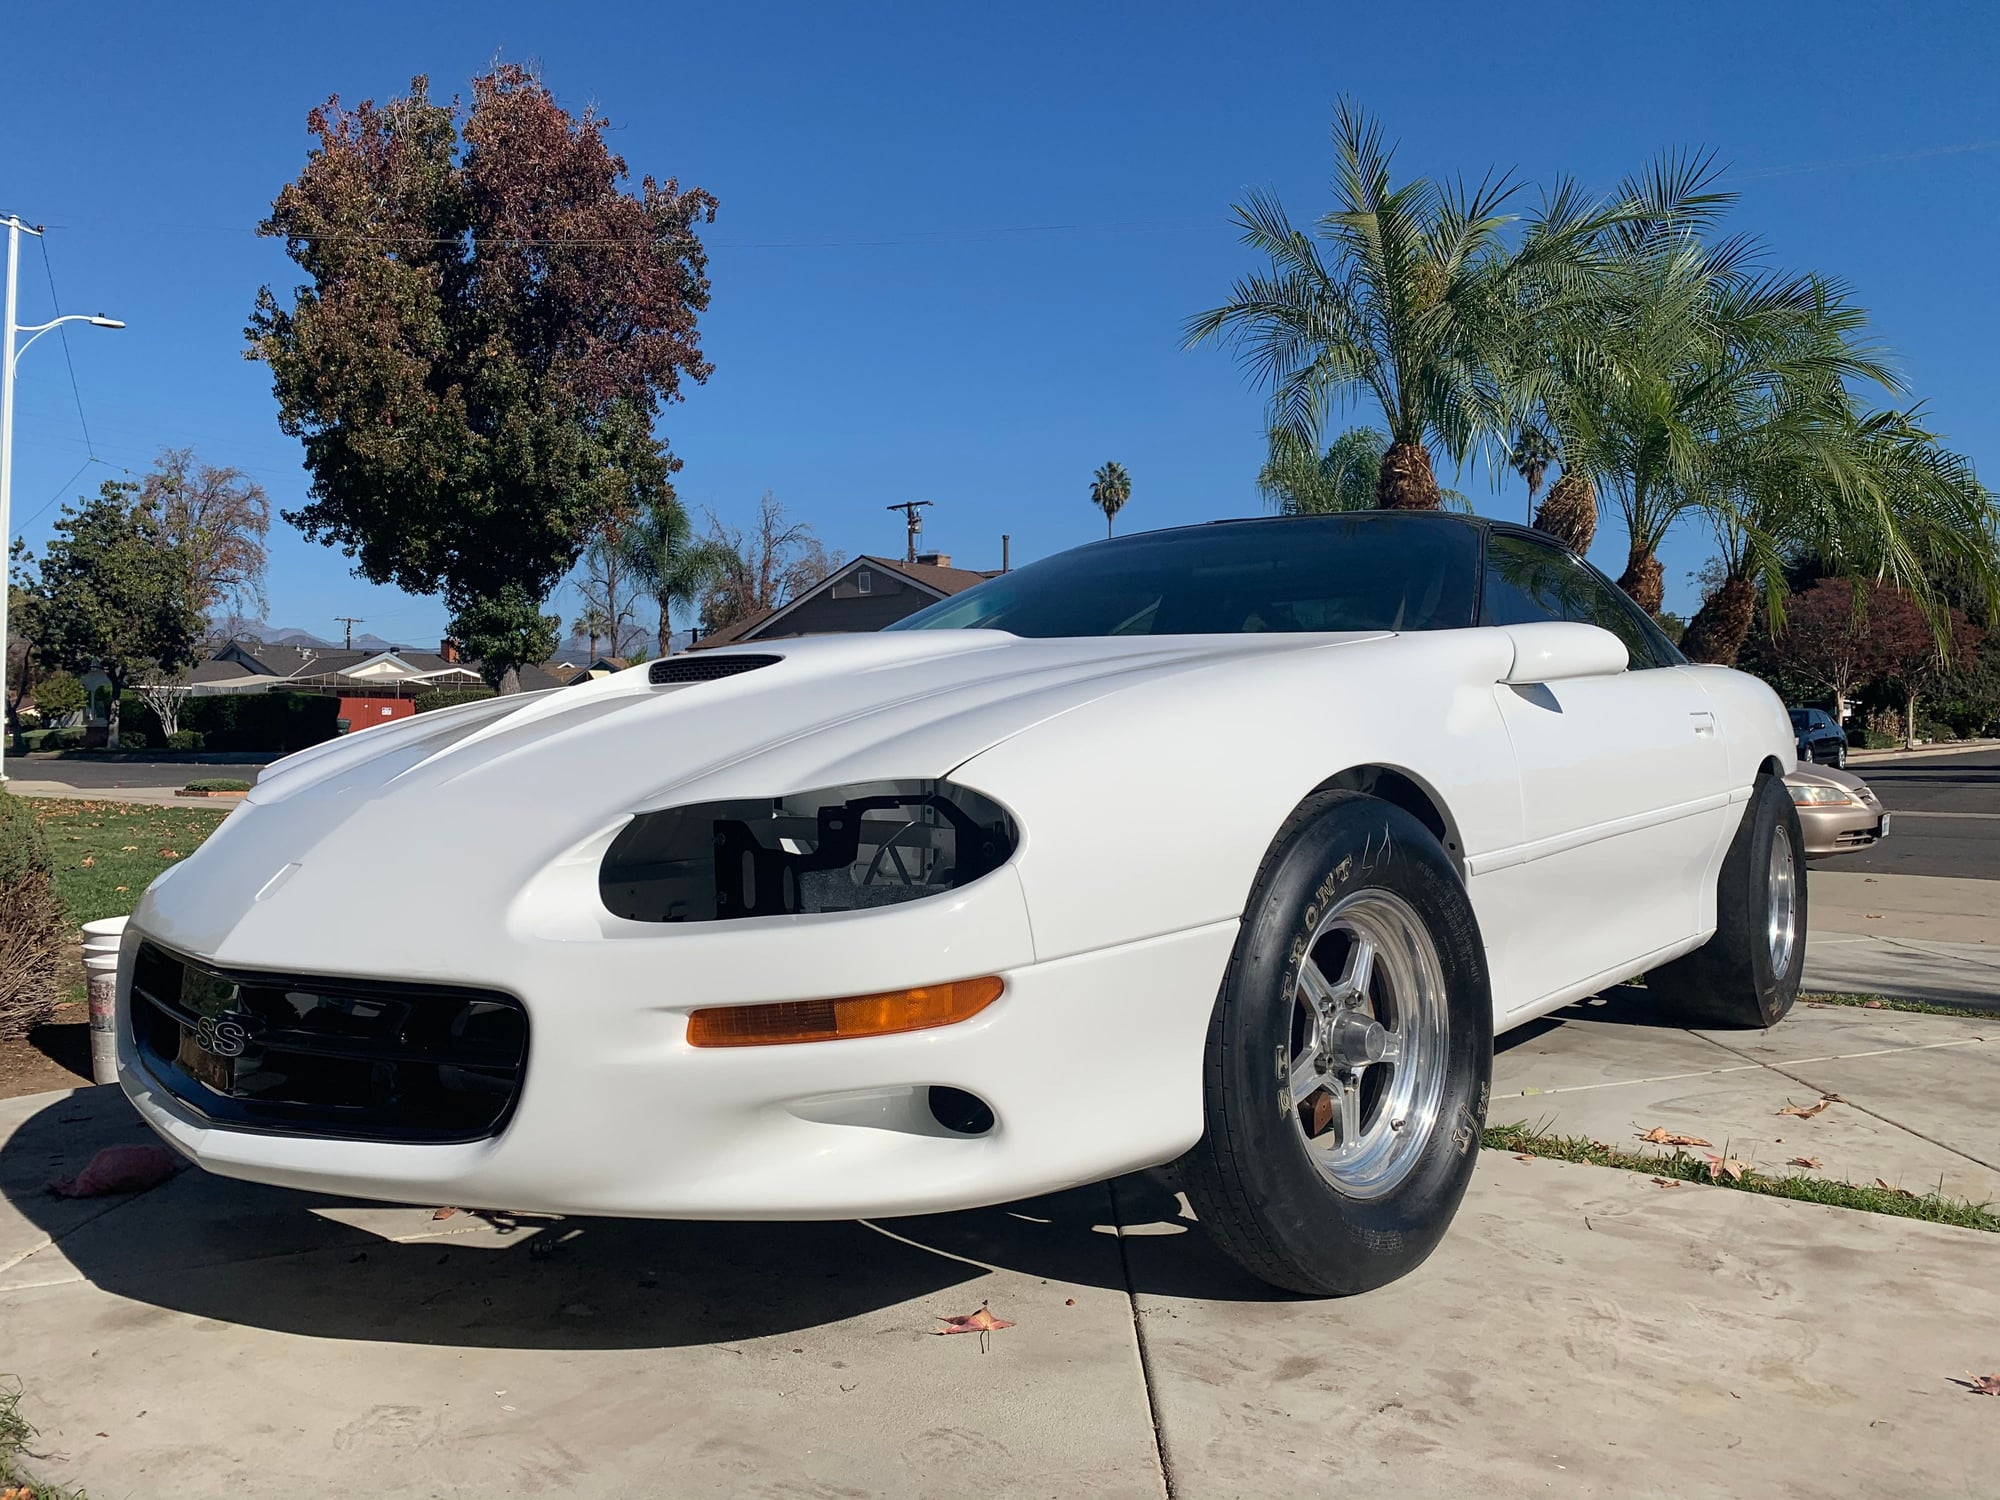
[1286,887,1449,1199]
[1767,822,1799,976]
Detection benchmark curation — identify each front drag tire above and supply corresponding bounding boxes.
[1179,792,1492,1296]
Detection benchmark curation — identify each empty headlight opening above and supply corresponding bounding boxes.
[600,780,1018,923]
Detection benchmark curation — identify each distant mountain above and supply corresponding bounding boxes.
[234,624,408,654]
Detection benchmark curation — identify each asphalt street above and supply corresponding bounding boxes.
[1839,744,2000,881]
[4,757,270,791]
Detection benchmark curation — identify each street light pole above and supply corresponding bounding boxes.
[0,213,125,783]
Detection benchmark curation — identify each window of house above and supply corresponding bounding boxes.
[1479,533,1682,669]
[856,569,873,595]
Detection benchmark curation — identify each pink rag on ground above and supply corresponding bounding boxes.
[47,1144,182,1198]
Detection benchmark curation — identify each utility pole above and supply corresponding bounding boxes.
[886,500,933,563]
[0,214,124,782]
[334,616,365,650]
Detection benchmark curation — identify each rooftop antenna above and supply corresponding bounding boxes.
[886,500,934,563]
[333,616,365,650]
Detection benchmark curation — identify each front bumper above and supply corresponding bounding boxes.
[1798,803,1890,857]
[119,919,1238,1220]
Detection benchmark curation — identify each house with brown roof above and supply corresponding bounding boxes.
[692,553,998,650]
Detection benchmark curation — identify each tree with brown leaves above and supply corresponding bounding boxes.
[248,62,717,630]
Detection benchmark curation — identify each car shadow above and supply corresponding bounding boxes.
[0,1089,1290,1353]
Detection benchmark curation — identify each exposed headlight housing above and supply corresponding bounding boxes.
[1788,783,1856,807]
[599,779,1018,923]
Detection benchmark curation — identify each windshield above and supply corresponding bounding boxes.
[889,515,1481,637]
[1789,709,1809,727]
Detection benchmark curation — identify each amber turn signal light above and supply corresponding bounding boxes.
[686,976,1005,1048]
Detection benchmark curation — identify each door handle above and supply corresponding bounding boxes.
[1691,711,1716,738]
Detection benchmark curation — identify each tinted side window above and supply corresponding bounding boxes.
[1480,534,1678,669]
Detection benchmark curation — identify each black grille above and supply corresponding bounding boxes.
[648,653,782,686]
[129,943,528,1143]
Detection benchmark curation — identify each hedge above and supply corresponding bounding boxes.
[121,690,342,753]
[414,688,499,714]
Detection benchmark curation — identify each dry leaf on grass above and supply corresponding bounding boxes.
[1777,1095,1840,1119]
[1874,1178,1918,1200]
[1638,1127,1712,1147]
[935,1302,1014,1343]
[1703,1153,1752,1183]
[1788,1156,1824,1169]
[1962,1372,2000,1396]
[121,844,139,852]
[80,855,95,867]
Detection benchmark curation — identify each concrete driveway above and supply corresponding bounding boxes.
[3,994,1995,1498]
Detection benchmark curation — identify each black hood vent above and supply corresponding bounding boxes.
[648,654,783,686]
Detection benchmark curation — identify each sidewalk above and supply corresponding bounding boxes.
[3,990,1997,1499]
[1805,869,2000,1007]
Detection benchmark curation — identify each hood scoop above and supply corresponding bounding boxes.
[649,654,784,686]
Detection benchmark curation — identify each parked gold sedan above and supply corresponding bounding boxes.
[1787,762,1891,858]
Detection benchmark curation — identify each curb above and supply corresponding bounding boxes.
[1847,740,1999,765]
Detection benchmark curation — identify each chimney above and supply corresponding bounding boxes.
[1001,534,1011,572]
[439,637,461,664]
[913,552,951,568]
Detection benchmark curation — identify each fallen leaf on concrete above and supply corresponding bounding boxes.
[1962,1372,2000,1396]
[1638,1127,1712,1147]
[1513,1153,1536,1162]
[1649,1177,1681,1189]
[1703,1154,1751,1183]
[433,1206,459,1220]
[1863,1000,1884,1008]
[1788,1156,1824,1169]
[1778,1096,1837,1119]
[935,1302,1014,1338]
[1521,1086,1546,1095]
[1064,1298,1075,1306]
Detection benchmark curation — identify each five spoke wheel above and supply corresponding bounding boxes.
[1286,888,1449,1199]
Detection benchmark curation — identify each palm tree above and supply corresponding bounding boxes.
[619,494,729,656]
[1507,425,1556,522]
[1523,155,1896,613]
[1090,461,1132,537]
[1680,401,1999,664]
[1187,100,1619,511]
[1259,427,1387,514]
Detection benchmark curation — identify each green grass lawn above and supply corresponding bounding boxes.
[25,796,231,925]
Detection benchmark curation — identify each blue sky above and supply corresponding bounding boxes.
[4,1,1997,645]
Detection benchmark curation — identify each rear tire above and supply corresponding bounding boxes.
[1178,792,1492,1296]
[1650,773,1805,1029]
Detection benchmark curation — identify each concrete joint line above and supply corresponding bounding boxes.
[1491,1061,1768,1101]
[1109,1181,1175,1500]
[1690,1031,2000,1175]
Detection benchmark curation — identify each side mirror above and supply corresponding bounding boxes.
[1497,622,1629,684]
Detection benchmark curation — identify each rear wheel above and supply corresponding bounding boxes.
[1650,773,1805,1028]
[1179,793,1491,1296]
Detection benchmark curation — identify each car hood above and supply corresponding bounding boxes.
[135,629,1388,963]
[1785,761,1869,795]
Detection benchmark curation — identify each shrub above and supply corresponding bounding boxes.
[32,671,86,720]
[44,728,85,751]
[183,777,251,793]
[113,729,150,752]
[127,690,341,752]
[0,796,65,1039]
[167,729,206,753]
[414,687,498,714]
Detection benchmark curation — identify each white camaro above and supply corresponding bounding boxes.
[117,513,1802,1295]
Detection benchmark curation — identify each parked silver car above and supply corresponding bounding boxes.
[1786,762,1890,857]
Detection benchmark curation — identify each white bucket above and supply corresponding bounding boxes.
[83,950,121,1086]
[81,915,129,958]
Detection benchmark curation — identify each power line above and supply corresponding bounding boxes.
[8,456,117,542]
[35,234,98,458]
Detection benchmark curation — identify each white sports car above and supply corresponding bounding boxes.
[117,513,1802,1295]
